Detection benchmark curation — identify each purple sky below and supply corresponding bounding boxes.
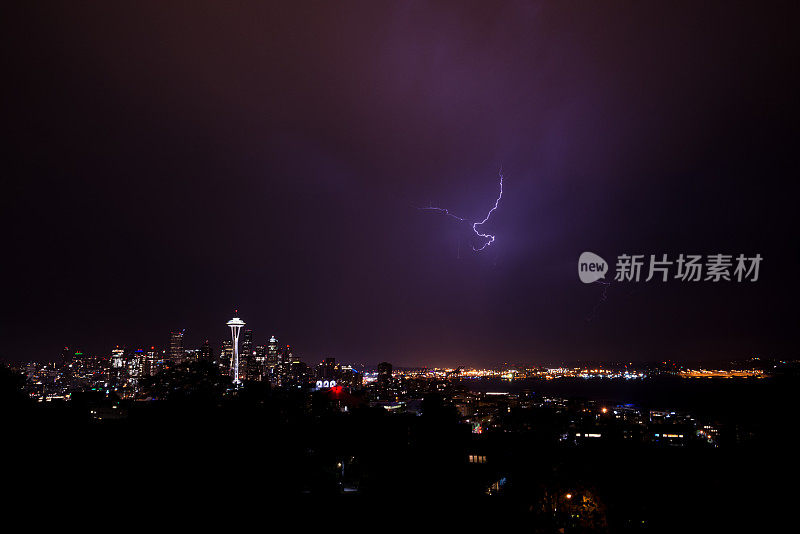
[3,2,798,366]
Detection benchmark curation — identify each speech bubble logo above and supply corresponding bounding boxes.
[579,252,608,283]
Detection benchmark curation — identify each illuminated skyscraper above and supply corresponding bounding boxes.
[318,357,337,380]
[111,347,126,369]
[284,351,308,388]
[377,362,393,400]
[277,344,294,385]
[338,365,362,389]
[110,346,126,389]
[143,346,160,376]
[200,339,213,362]
[267,336,279,366]
[169,330,185,363]
[241,328,253,380]
[128,349,144,389]
[252,345,267,381]
[377,362,392,385]
[262,335,278,383]
[227,315,246,385]
[220,340,233,375]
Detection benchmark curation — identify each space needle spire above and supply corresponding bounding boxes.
[227,311,246,385]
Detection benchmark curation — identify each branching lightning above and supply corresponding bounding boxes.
[420,169,504,252]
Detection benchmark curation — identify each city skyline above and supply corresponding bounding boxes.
[10,312,781,371]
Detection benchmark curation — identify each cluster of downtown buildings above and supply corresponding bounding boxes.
[21,314,366,401]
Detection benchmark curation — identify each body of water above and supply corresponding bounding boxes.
[457,376,790,423]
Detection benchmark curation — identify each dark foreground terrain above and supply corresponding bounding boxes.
[4,366,796,531]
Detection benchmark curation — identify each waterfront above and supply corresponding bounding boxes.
[458,376,792,423]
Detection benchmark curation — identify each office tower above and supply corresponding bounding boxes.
[110,347,126,389]
[266,336,279,381]
[267,336,278,360]
[227,315,246,385]
[143,346,160,377]
[285,354,309,389]
[251,345,267,382]
[169,330,185,364]
[377,362,392,386]
[111,347,126,369]
[184,349,200,362]
[240,329,253,381]
[200,339,213,362]
[338,365,362,389]
[254,345,266,364]
[220,340,233,375]
[377,362,393,400]
[318,357,337,381]
[128,349,144,389]
[277,345,295,385]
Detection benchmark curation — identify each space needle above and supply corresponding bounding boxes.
[227,312,246,385]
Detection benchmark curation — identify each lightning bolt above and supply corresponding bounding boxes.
[420,169,504,251]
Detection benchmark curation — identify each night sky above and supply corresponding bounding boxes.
[3,2,798,366]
